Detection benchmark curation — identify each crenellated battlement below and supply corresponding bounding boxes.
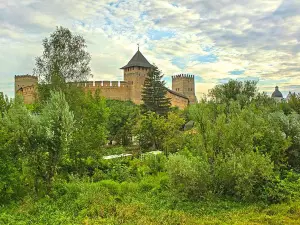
[15,75,38,80]
[172,74,194,79]
[172,73,197,104]
[69,80,134,88]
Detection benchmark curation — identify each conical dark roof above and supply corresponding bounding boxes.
[120,49,153,69]
[271,86,283,98]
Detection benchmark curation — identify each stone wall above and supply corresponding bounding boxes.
[166,90,189,109]
[16,85,36,104]
[172,74,197,104]
[83,81,132,101]
[15,75,192,108]
[15,75,38,94]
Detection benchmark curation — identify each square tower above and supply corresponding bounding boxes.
[120,48,153,104]
[172,74,197,104]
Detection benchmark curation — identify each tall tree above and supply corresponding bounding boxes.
[0,92,10,116]
[141,65,171,116]
[106,100,139,146]
[34,26,91,93]
[209,79,258,106]
[68,90,109,175]
[41,91,74,192]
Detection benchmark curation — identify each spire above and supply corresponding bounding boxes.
[137,43,139,51]
[120,48,153,69]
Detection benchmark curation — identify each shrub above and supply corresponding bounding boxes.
[166,154,211,199]
[142,153,167,175]
[214,151,275,201]
[99,180,121,195]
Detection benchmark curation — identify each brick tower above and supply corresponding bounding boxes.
[15,75,38,96]
[172,74,197,104]
[120,47,153,104]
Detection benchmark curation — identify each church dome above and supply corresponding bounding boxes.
[271,86,283,98]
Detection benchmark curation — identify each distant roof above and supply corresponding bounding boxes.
[272,86,283,98]
[184,121,195,131]
[120,49,153,69]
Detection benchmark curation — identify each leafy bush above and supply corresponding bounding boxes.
[166,154,211,199]
[214,151,275,201]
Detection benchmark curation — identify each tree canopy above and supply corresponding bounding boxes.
[209,79,258,105]
[34,26,91,85]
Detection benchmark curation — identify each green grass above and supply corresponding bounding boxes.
[1,177,300,225]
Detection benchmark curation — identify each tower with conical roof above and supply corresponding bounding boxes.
[120,47,153,104]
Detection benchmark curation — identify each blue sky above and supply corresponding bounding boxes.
[1,0,300,99]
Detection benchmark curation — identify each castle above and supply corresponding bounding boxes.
[15,49,197,109]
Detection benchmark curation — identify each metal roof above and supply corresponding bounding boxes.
[120,49,153,69]
[272,86,283,98]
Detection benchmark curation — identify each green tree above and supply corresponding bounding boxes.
[0,92,10,116]
[106,100,139,146]
[1,97,42,198]
[0,98,24,203]
[141,65,171,116]
[34,26,92,102]
[34,26,91,84]
[134,112,184,153]
[68,90,109,175]
[287,93,300,114]
[188,101,291,168]
[40,91,74,191]
[209,79,258,107]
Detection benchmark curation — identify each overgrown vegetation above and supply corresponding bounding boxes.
[2,27,300,224]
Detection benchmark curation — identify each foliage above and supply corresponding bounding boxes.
[1,96,40,200]
[141,65,171,116]
[3,76,300,223]
[287,92,300,114]
[209,79,258,107]
[0,92,10,116]
[134,112,185,152]
[1,92,74,196]
[167,154,211,199]
[213,151,274,200]
[188,101,291,169]
[34,26,91,84]
[2,178,300,224]
[39,91,75,191]
[106,100,139,145]
[68,90,109,175]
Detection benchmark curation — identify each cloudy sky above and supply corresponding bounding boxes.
[1,0,300,99]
